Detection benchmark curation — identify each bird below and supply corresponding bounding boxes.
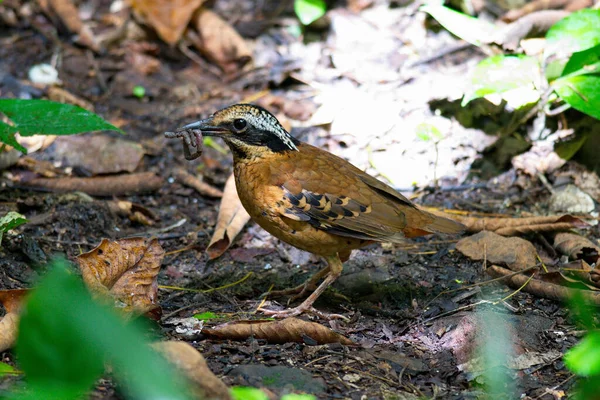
[168,104,465,319]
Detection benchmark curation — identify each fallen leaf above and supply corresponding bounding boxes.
[20,172,164,196]
[76,237,164,316]
[202,317,354,345]
[554,232,600,264]
[52,135,145,175]
[206,174,250,259]
[47,86,94,111]
[43,0,99,51]
[106,200,159,226]
[431,211,589,236]
[488,265,600,306]
[189,8,252,74]
[130,0,204,45]
[456,231,538,271]
[0,289,29,351]
[152,341,231,400]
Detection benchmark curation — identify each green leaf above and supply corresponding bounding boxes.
[0,362,19,376]
[132,85,146,99]
[420,4,498,47]
[282,395,317,400]
[415,123,443,142]
[193,311,222,321]
[0,121,26,153]
[546,9,600,54]
[230,386,269,400]
[554,131,589,161]
[294,0,326,25]
[0,211,27,246]
[15,259,192,400]
[561,44,600,78]
[565,331,600,376]
[463,55,541,107]
[0,99,123,137]
[553,74,600,120]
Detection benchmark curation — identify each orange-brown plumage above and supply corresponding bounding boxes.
[169,104,464,319]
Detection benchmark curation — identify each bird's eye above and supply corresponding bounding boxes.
[233,118,247,132]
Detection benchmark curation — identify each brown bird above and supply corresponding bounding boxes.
[171,104,464,319]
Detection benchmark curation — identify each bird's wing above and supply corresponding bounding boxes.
[271,144,463,242]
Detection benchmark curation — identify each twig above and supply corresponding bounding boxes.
[159,272,253,294]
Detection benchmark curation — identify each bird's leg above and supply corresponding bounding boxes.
[259,254,346,320]
[262,265,331,301]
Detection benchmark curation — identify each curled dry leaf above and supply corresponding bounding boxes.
[554,232,600,265]
[106,200,159,226]
[152,341,231,400]
[20,171,164,196]
[202,317,354,345]
[456,231,538,271]
[206,173,250,259]
[500,0,592,22]
[173,168,223,198]
[434,211,589,236]
[44,0,99,51]
[0,289,29,352]
[488,265,600,306]
[130,0,205,45]
[189,8,252,74]
[76,237,164,316]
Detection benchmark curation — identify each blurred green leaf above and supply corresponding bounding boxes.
[463,55,541,107]
[203,136,228,154]
[416,123,443,142]
[294,0,326,25]
[0,99,123,137]
[132,85,146,99]
[546,9,600,54]
[193,311,222,321]
[0,211,27,246]
[565,331,600,376]
[561,44,600,78]
[282,395,317,400]
[420,4,498,47]
[553,74,600,120]
[0,120,26,153]
[0,362,19,376]
[14,259,191,400]
[230,386,269,400]
[554,132,589,161]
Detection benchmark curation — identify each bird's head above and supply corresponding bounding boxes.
[179,104,299,159]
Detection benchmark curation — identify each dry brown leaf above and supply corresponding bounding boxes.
[152,341,231,400]
[76,237,163,316]
[203,317,354,345]
[47,86,94,111]
[433,212,589,236]
[45,0,99,51]
[20,172,164,196]
[190,8,252,74]
[0,289,29,351]
[456,231,538,271]
[53,135,145,175]
[488,265,600,306]
[554,232,600,265]
[500,0,591,22]
[206,173,250,259]
[174,168,223,198]
[130,0,204,45]
[106,200,158,226]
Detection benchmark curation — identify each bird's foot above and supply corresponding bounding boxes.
[259,304,349,321]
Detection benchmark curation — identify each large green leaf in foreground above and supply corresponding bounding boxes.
[12,259,191,400]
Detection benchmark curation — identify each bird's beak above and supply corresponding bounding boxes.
[179,117,228,137]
